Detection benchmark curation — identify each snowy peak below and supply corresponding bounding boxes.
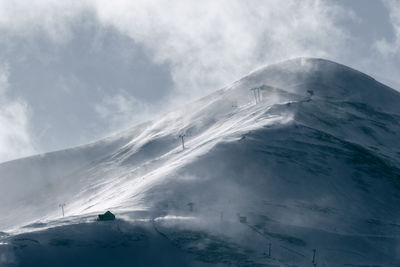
[0,58,400,266]
[239,57,400,113]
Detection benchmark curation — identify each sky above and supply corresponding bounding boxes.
[0,0,399,163]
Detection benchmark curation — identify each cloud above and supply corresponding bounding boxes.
[365,0,400,90]
[0,64,35,162]
[375,0,400,56]
[0,0,86,43]
[95,90,153,131]
[91,0,354,97]
[0,0,355,97]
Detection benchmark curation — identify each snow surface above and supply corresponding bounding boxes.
[1,58,400,266]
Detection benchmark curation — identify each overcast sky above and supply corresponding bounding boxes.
[0,0,399,163]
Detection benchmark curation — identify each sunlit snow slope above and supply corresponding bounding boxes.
[1,58,400,266]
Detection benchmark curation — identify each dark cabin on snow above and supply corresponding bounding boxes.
[98,211,115,221]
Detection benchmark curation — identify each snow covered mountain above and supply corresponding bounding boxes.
[1,58,400,266]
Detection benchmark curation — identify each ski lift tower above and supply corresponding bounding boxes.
[179,134,186,150]
[59,203,66,217]
[250,87,261,104]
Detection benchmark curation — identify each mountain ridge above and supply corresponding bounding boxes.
[1,57,399,165]
[1,57,399,266]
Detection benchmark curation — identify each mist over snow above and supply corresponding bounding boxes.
[0,65,35,162]
[0,1,399,162]
[1,58,400,266]
[1,1,400,266]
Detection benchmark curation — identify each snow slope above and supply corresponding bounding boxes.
[1,58,400,266]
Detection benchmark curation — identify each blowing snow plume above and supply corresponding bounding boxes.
[0,58,400,266]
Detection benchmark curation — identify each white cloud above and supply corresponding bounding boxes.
[91,0,353,98]
[0,0,87,43]
[0,0,354,97]
[95,90,153,131]
[0,64,35,162]
[375,0,400,55]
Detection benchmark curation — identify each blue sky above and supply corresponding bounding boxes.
[0,0,399,162]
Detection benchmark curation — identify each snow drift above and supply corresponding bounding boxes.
[1,58,400,266]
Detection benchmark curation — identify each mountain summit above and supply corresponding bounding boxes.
[245,57,400,112]
[1,58,399,266]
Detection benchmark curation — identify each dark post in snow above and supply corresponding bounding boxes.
[312,249,317,264]
[179,134,186,150]
[250,88,261,104]
[268,242,271,257]
[59,203,66,217]
[220,212,224,222]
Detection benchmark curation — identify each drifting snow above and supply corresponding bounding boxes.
[1,58,400,266]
